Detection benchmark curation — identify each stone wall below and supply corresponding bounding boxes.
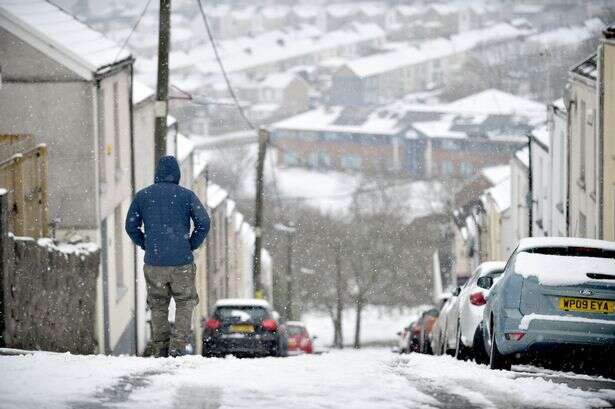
[2,237,99,354]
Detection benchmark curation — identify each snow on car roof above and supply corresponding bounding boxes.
[518,237,615,252]
[215,298,271,308]
[476,261,506,277]
[285,321,306,327]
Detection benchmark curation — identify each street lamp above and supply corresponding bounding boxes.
[274,222,296,321]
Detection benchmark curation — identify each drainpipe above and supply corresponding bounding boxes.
[597,43,605,240]
[128,64,139,355]
[526,133,533,238]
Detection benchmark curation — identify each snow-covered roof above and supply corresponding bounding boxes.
[531,125,549,150]
[483,176,511,212]
[176,133,194,163]
[207,183,229,210]
[518,237,615,252]
[481,165,510,186]
[215,298,271,308]
[527,18,604,48]
[445,89,545,123]
[515,146,529,167]
[132,79,154,105]
[0,0,131,80]
[178,22,384,86]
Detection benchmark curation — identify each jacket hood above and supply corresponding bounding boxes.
[154,156,181,184]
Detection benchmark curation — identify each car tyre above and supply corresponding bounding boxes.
[489,322,511,371]
[472,326,489,365]
[454,321,472,361]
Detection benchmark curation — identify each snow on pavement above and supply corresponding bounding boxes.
[1,349,614,409]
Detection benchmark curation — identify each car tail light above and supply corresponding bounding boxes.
[470,292,486,306]
[261,319,278,331]
[206,319,221,330]
[505,332,525,341]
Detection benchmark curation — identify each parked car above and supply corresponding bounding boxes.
[451,262,506,362]
[202,299,288,358]
[398,319,421,354]
[285,321,314,355]
[482,237,615,372]
[431,293,458,356]
[417,307,439,354]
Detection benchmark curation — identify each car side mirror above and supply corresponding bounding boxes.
[477,276,493,289]
[311,335,318,340]
[452,286,461,296]
[397,331,402,336]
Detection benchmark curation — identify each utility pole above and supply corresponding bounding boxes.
[274,222,296,320]
[334,241,343,349]
[285,223,295,321]
[526,133,533,238]
[253,128,269,299]
[154,0,171,163]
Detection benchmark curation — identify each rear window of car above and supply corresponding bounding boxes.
[527,247,615,259]
[215,306,269,322]
[286,325,305,336]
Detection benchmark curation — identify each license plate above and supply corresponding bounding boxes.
[230,324,254,333]
[559,297,614,313]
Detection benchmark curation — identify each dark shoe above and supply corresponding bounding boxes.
[155,346,169,358]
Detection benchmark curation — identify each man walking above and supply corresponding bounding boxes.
[126,155,210,357]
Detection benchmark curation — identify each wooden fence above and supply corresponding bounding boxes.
[0,135,48,238]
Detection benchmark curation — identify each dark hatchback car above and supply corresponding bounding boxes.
[202,299,288,357]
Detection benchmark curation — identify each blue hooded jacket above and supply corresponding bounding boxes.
[125,156,210,266]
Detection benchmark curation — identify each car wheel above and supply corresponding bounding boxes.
[454,322,472,361]
[489,321,511,371]
[472,326,489,365]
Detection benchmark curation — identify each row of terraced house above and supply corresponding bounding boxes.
[0,0,272,356]
[451,26,615,282]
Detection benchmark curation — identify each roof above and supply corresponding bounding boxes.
[528,18,604,48]
[0,0,131,80]
[515,146,529,167]
[481,165,510,186]
[215,298,271,308]
[531,125,549,150]
[517,237,615,253]
[445,89,545,122]
[207,183,229,209]
[483,176,511,212]
[571,53,597,81]
[476,261,506,277]
[132,79,154,105]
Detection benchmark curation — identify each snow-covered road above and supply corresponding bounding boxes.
[1,349,614,409]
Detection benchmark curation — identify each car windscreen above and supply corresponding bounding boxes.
[215,306,269,322]
[286,325,305,336]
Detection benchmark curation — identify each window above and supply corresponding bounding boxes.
[113,82,121,176]
[114,205,125,298]
[341,155,362,170]
[318,152,332,168]
[441,160,454,176]
[579,100,586,184]
[308,152,318,168]
[284,152,298,166]
[460,162,473,177]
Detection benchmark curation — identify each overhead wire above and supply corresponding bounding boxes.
[113,0,153,63]
[194,0,256,130]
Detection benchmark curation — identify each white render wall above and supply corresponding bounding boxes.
[549,103,568,237]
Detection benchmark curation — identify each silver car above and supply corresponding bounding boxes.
[482,237,615,371]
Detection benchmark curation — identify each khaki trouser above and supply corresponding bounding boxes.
[144,263,199,350]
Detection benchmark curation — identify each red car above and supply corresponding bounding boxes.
[285,321,314,354]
